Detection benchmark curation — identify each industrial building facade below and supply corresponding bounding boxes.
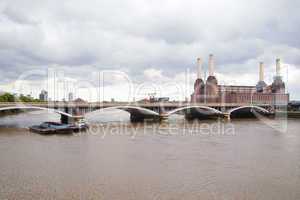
[191,55,289,105]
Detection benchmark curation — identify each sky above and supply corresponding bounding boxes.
[0,0,300,101]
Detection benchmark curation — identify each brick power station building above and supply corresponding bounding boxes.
[191,54,289,105]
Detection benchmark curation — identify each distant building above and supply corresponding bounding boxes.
[146,97,170,103]
[138,98,150,103]
[39,90,48,101]
[191,55,289,105]
[68,92,74,102]
[73,98,86,103]
[149,97,158,103]
[158,97,169,102]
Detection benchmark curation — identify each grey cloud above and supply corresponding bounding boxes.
[2,6,38,25]
[0,0,300,99]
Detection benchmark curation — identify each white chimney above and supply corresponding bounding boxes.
[208,54,214,76]
[197,57,202,79]
[259,62,264,82]
[276,58,281,76]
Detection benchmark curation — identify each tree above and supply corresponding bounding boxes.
[0,93,15,102]
[0,92,43,102]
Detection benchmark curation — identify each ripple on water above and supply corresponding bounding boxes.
[0,115,300,199]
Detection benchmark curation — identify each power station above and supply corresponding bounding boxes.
[191,55,289,105]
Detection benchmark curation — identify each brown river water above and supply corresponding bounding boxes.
[0,110,300,199]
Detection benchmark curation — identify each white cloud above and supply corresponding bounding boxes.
[143,68,164,80]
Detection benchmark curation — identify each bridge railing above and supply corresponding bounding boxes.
[0,102,273,108]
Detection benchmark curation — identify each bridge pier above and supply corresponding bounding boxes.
[223,113,231,121]
[60,107,82,124]
[60,114,70,124]
[159,114,169,121]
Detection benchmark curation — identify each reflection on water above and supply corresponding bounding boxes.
[0,110,60,128]
[0,111,300,199]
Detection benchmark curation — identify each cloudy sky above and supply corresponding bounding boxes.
[0,0,300,101]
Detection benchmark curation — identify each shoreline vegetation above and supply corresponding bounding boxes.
[0,92,44,103]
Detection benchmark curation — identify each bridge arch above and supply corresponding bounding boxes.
[86,106,159,116]
[0,106,73,117]
[166,105,222,116]
[228,106,270,118]
[85,106,159,122]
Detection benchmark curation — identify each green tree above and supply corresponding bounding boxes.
[0,93,15,102]
[0,92,44,102]
[19,95,34,102]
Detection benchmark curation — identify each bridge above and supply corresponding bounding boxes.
[0,102,274,123]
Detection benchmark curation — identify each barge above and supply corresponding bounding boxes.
[29,121,88,134]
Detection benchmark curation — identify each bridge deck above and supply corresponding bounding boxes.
[0,102,273,108]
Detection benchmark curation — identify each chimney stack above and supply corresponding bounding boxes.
[259,62,264,82]
[197,57,202,79]
[208,54,214,76]
[276,58,281,77]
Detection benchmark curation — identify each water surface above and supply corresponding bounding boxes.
[0,111,300,199]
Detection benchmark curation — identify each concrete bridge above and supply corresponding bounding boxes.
[0,102,273,123]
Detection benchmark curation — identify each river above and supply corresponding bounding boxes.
[0,110,300,199]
